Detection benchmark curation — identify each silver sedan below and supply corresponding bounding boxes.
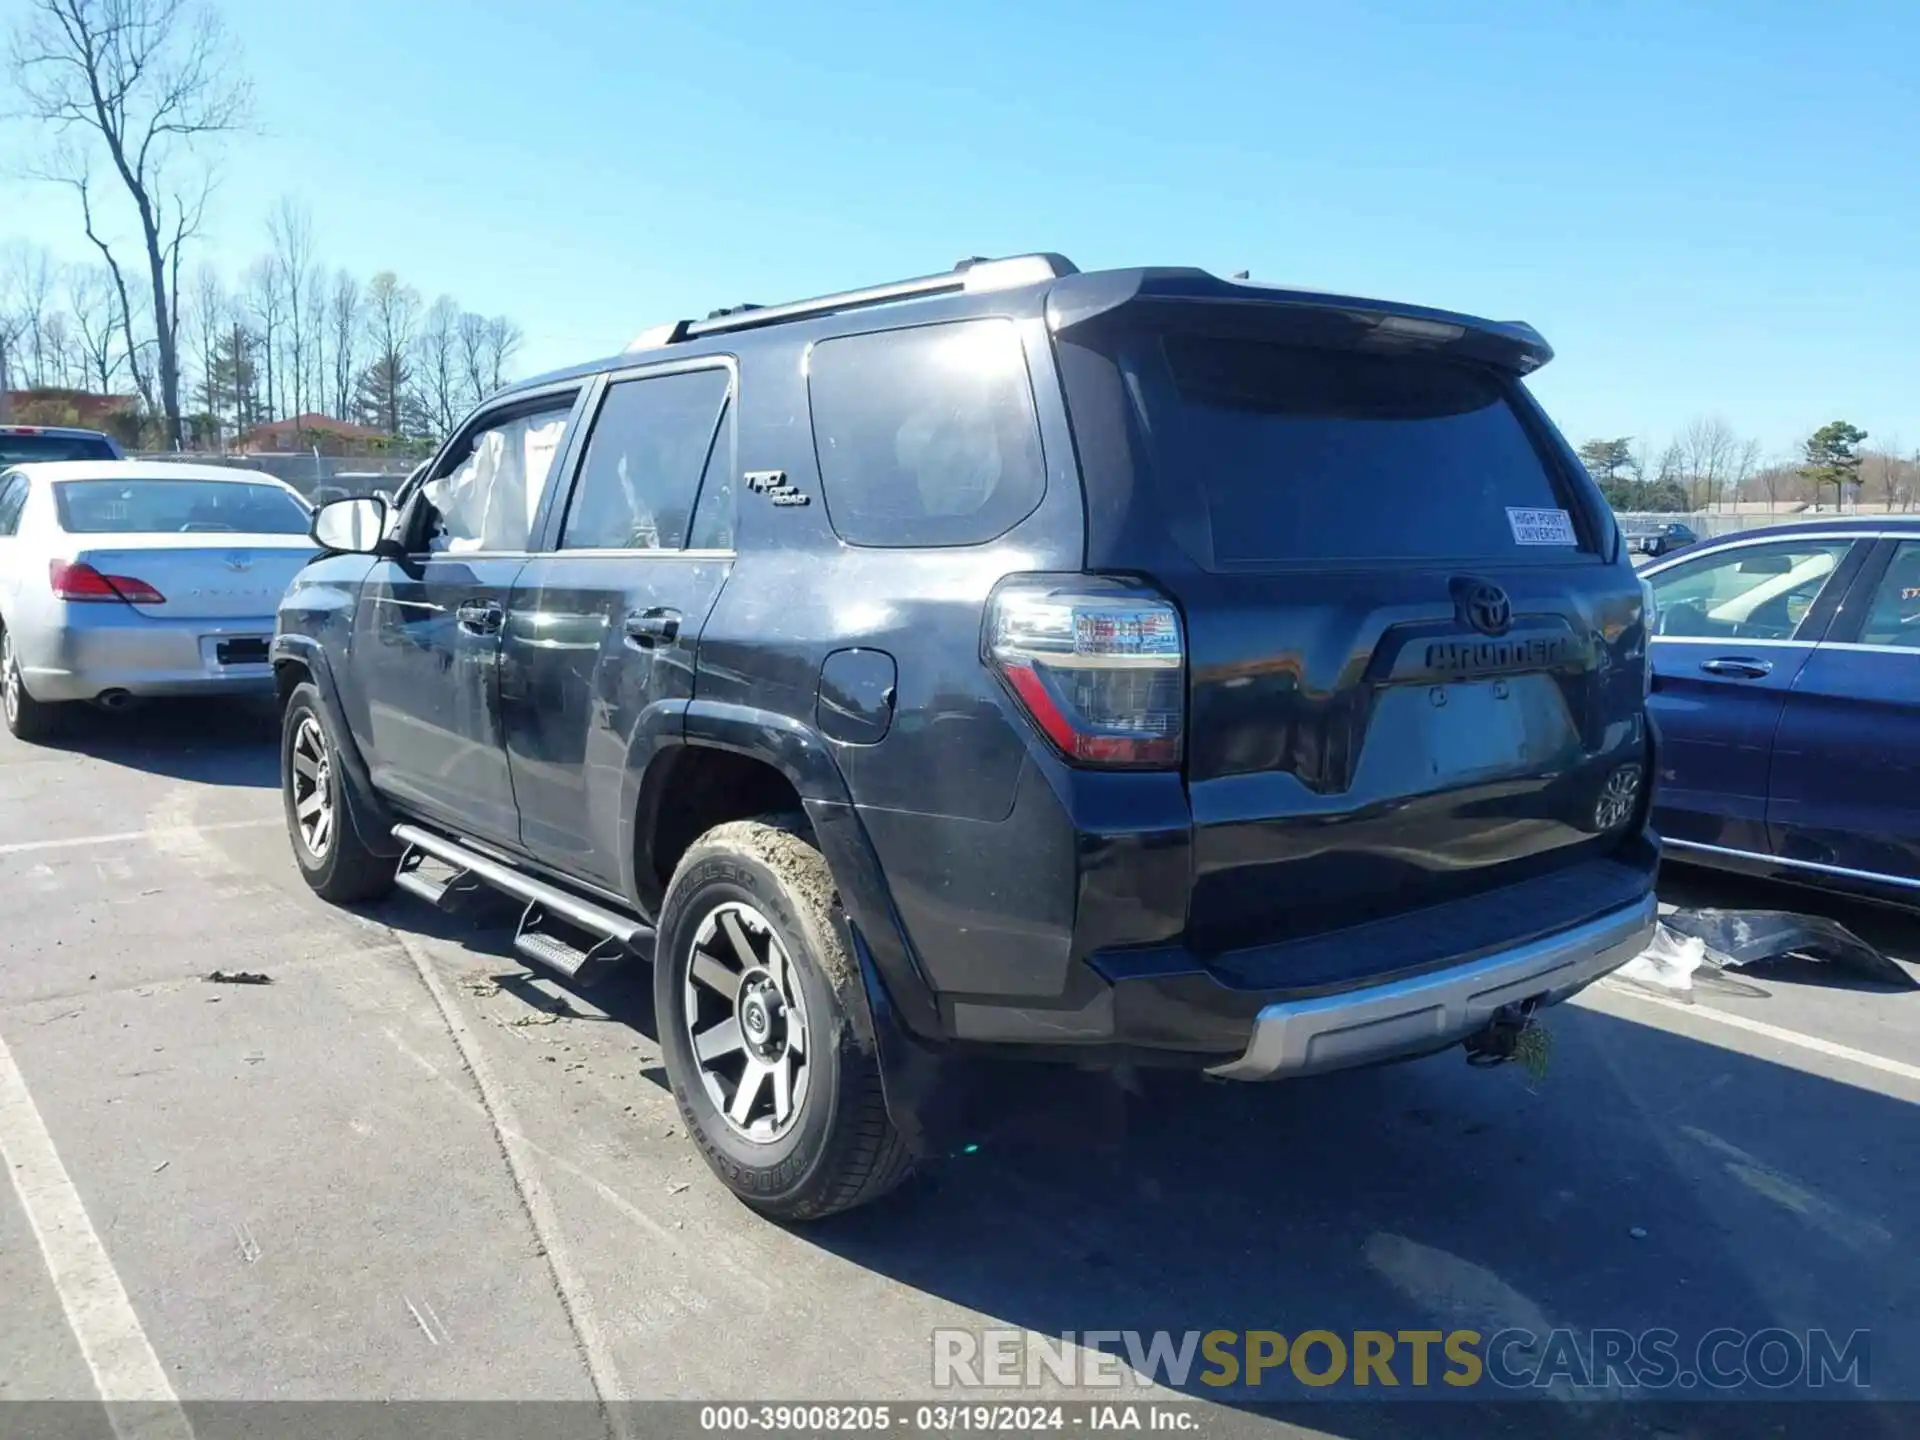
[0,460,318,741]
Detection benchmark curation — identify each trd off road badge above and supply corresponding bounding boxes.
[744,470,810,506]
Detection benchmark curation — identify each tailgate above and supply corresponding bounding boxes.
[1056,306,1650,954]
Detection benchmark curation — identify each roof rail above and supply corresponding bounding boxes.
[623,252,1077,353]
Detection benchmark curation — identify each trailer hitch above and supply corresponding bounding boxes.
[1464,997,1543,1068]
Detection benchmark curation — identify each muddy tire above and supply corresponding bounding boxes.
[282,682,396,904]
[656,815,912,1220]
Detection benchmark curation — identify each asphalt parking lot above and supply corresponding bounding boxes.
[2,701,1916,1438]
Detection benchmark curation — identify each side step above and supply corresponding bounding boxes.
[394,851,488,909]
[392,824,654,983]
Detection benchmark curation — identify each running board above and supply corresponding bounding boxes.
[392,824,653,981]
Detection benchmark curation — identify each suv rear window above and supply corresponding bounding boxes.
[55,479,311,535]
[1151,336,1581,565]
[0,432,118,465]
[807,318,1046,548]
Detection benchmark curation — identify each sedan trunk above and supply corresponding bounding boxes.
[66,534,317,620]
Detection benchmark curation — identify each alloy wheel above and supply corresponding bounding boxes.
[2,633,20,727]
[290,715,335,858]
[683,901,812,1143]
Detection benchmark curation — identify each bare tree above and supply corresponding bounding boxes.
[184,260,226,425]
[1862,443,1910,512]
[66,263,126,392]
[1727,437,1761,510]
[39,310,80,388]
[412,295,462,438]
[268,196,316,417]
[357,271,419,437]
[9,0,252,444]
[1678,416,1739,512]
[3,243,60,387]
[455,309,489,410]
[326,269,360,419]
[482,315,522,394]
[244,257,280,422]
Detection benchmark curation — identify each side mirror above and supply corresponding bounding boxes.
[312,495,390,554]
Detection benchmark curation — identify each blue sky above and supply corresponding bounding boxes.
[3,0,1915,459]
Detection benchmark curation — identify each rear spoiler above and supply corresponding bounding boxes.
[1044,268,1554,376]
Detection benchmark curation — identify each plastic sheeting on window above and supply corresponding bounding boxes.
[426,414,568,553]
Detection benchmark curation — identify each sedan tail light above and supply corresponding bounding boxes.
[50,560,166,605]
[984,575,1184,769]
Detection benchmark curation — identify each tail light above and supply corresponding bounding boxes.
[984,575,1184,768]
[50,560,166,605]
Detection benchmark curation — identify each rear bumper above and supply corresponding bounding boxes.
[20,614,279,702]
[1205,893,1655,1080]
[903,838,1660,1068]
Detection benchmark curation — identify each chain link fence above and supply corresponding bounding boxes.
[129,452,421,503]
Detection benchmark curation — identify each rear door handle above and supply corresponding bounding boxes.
[1699,656,1772,679]
[624,608,682,647]
[457,599,504,634]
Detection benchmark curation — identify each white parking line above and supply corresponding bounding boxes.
[0,818,277,859]
[0,1030,194,1439]
[1600,982,1920,1086]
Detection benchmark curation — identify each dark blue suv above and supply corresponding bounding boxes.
[275,255,1659,1218]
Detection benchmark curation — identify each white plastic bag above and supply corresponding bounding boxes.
[1614,922,1707,998]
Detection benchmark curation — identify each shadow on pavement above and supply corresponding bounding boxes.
[42,695,280,787]
[791,1003,1915,1430]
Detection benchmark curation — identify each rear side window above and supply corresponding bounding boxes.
[54,480,310,535]
[1151,336,1580,564]
[808,319,1045,548]
[561,368,731,551]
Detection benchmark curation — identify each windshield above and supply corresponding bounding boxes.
[1138,335,1585,565]
[53,479,311,535]
[0,432,119,465]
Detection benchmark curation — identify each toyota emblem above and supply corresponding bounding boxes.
[224,553,254,572]
[1464,583,1512,637]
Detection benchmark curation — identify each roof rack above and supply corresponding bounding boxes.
[624,252,1077,353]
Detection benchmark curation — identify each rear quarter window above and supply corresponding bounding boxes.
[807,318,1046,548]
[1150,335,1585,565]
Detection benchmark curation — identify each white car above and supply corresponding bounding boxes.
[0,460,318,741]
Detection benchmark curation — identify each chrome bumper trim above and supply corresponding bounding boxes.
[1206,894,1658,1081]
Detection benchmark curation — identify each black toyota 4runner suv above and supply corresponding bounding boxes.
[275,254,1659,1219]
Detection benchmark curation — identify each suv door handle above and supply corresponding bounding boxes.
[624,608,681,647]
[1699,656,1772,679]
[457,599,504,634]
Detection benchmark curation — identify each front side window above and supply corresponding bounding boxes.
[1858,542,1920,649]
[1649,539,1855,642]
[420,400,574,553]
[53,479,311,535]
[808,318,1046,548]
[560,369,731,551]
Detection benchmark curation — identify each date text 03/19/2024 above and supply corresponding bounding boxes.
[698,1405,1200,1432]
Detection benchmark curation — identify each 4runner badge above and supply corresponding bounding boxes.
[744,470,810,506]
